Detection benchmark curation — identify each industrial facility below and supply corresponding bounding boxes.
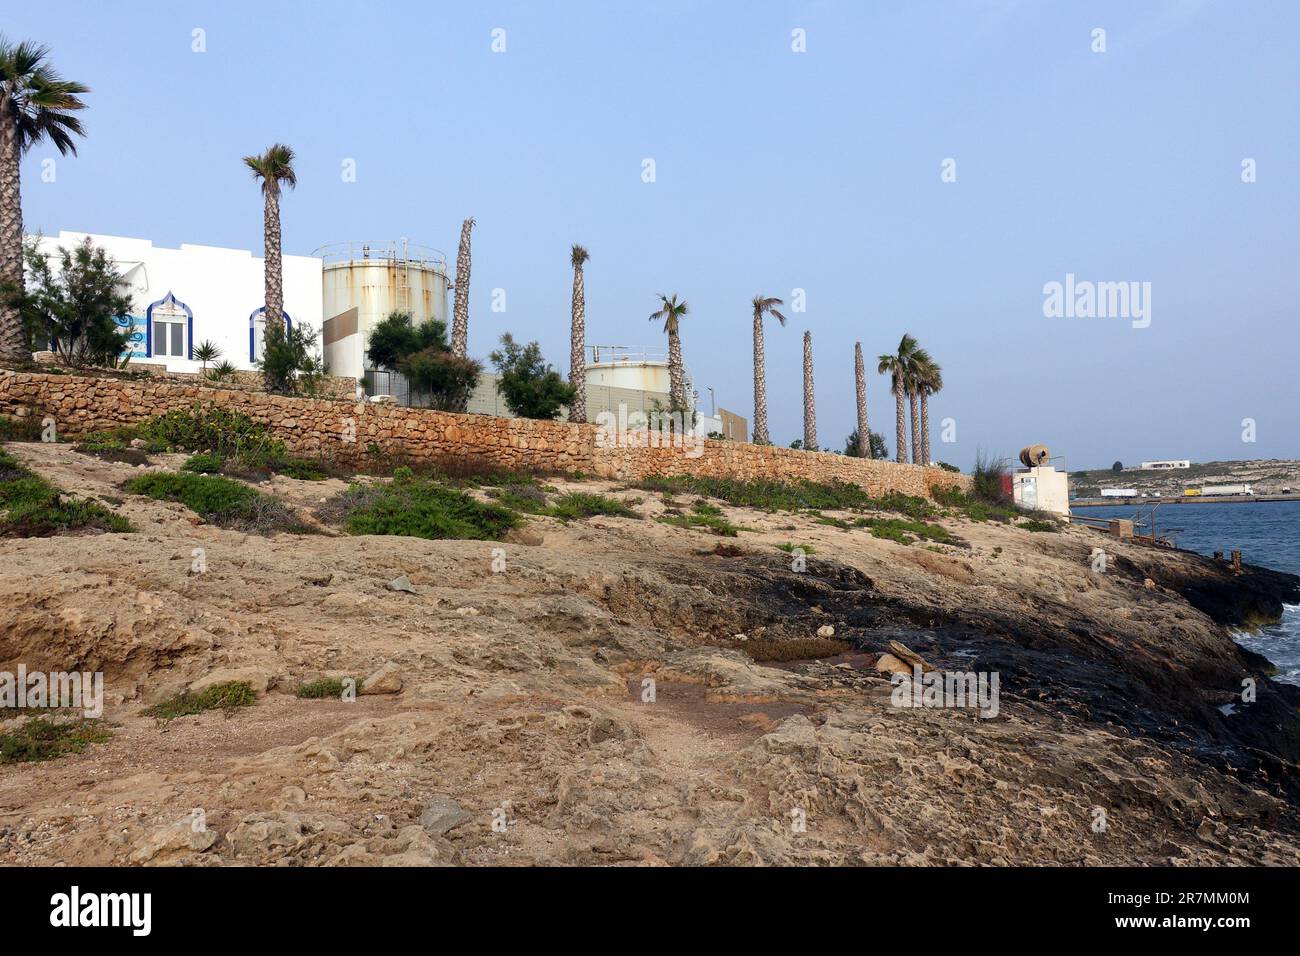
[30,230,741,438]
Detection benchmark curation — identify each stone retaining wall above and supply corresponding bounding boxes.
[0,371,969,498]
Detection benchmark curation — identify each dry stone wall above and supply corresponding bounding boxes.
[0,371,969,497]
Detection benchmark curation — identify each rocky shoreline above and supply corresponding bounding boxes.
[3,441,1300,865]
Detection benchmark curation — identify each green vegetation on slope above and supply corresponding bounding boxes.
[0,448,133,537]
[124,471,307,533]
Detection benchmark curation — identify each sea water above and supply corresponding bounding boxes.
[1080,500,1300,685]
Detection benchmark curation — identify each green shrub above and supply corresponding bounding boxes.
[323,478,518,541]
[181,452,225,474]
[258,321,325,395]
[1019,518,1060,533]
[277,458,327,481]
[124,471,306,533]
[142,681,256,721]
[658,500,752,537]
[0,415,44,442]
[137,404,287,469]
[972,450,1012,506]
[0,449,134,537]
[489,333,576,420]
[548,492,638,521]
[775,542,816,554]
[0,718,112,764]
[295,677,362,699]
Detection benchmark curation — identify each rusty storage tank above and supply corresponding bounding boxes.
[314,239,450,379]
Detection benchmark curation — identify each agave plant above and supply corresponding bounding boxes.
[193,339,221,373]
[207,359,237,382]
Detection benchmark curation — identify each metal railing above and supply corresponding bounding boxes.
[312,239,448,271]
[587,345,668,364]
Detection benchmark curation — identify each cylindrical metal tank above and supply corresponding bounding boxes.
[315,240,450,377]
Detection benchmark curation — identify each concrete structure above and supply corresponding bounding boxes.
[1014,465,1070,517]
[317,240,450,380]
[1140,459,1191,470]
[29,232,323,373]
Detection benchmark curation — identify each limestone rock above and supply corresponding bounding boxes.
[419,797,471,836]
[360,661,402,695]
[129,817,218,864]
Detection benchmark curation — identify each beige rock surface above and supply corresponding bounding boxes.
[1,441,1298,867]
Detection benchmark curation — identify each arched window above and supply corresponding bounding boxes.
[146,292,194,359]
[249,307,294,363]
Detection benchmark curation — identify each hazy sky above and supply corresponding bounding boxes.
[13,0,1298,469]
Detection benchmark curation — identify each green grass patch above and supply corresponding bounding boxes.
[658,500,753,537]
[855,516,958,546]
[931,485,1018,523]
[775,542,817,554]
[141,681,257,721]
[0,718,112,764]
[323,477,519,541]
[0,449,134,537]
[124,471,307,533]
[633,474,936,520]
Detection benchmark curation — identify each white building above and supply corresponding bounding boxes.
[1139,460,1191,470]
[30,231,323,373]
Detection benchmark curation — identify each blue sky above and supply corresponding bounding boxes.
[13,0,1298,469]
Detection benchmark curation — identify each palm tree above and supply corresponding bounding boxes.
[853,342,870,457]
[0,36,89,365]
[905,345,931,466]
[750,295,786,445]
[451,217,474,358]
[242,143,296,335]
[649,293,689,409]
[802,330,817,451]
[878,333,919,464]
[914,354,943,466]
[567,244,589,423]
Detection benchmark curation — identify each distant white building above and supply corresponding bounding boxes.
[30,231,323,373]
[1140,460,1190,470]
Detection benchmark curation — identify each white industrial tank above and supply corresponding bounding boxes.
[315,239,450,379]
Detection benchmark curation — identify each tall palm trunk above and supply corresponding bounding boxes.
[908,387,921,465]
[568,260,587,423]
[853,342,869,457]
[920,392,931,466]
[752,314,769,444]
[0,109,27,364]
[451,217,473,358]
[802,331,816,451]
[667,328,686,410]
[893,379,907,464]
[262,189,283,332]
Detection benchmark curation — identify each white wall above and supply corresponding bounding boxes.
[30,231,323,373]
